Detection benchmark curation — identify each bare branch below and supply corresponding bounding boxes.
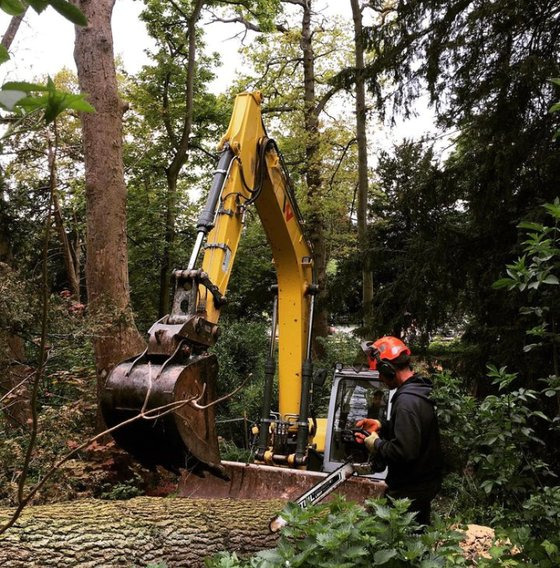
[189,373,252,410]
[0,388,205,535]
[328,137,357,193]
[0,368,35,406]
[1,7,28,50]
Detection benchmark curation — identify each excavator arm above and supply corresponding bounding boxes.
[101,92,317,473]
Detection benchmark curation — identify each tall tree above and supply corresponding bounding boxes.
[350,0,373,334]
[74,0,145,415]
[363,0,560,378]
[224,1,356,347]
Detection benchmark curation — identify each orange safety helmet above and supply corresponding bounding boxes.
[362,336,411,371]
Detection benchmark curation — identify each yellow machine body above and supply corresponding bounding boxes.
[201,92,314,422]
[101,91,387,502]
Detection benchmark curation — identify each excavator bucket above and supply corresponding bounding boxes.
[101,352,222,473]
[178,460,386,503]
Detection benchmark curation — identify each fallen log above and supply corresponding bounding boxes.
[0,497,283,567]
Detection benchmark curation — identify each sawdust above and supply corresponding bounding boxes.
[459,524,496,563]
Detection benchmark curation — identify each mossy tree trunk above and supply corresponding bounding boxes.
[0,497,282,567]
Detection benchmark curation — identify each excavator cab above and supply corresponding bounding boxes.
[322,364,393,479]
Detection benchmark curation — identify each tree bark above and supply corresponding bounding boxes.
[0,497,281,567]
[350,0,374,334]
[1,7,28,50]
[73,0,145,421]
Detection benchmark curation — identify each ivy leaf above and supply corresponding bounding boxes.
[0,0,25,16]
[48,0,87,26]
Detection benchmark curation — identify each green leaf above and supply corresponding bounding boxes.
[542,274,559,285]
[550,78,560,87]
[549,102,560,113]
[531,411,550,421]
[48,0,87,26]
[488,545,505,559]
[373,548,397,564]
[62,93,94,113]
[27,0,48,13]
[542,540,558,556]
[0,0,25,16]
[518,221,545,231]
[492,278,515,289]
[2,81,49,92]
[0,45,9,64]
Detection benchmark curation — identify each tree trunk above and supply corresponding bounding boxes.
[299,0,329,352]
[0,326,32,428]
[159,0,205,317]
[0,497,280,567]
[48,128,81,300]
[73,0,145,421]
[1,7,28,49]
[350,0,374,334]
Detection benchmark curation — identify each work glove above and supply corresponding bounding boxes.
[354,419,381,444]
[363,431,379,453]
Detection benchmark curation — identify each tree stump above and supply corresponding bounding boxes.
[0,497,283,567]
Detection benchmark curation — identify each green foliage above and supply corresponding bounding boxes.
[0,1,88,124]
[432,369,555,524]
[0,0,86,25]
[492,199,560,372]
[206,497,467,567]
[0,77,94,127]
[363,0,560,382]
[211,318,269,446]
[100,476,144,500]
[370,140,466,343]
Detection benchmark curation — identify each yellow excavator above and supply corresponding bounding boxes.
[101,92,387,502]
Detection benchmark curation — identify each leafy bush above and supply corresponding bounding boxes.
[206,497,467,567]
[432,367,555,525]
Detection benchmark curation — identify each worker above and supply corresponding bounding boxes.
[355,336,443,526]
[366,389,385,419]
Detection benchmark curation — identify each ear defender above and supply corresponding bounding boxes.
[372,348,397,379]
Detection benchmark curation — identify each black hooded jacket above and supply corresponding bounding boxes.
[375,373,443,492]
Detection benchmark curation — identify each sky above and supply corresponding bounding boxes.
[0,1,442,151]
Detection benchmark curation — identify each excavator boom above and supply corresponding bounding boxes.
[102,92,316,473]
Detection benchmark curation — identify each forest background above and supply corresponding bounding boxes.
[1,0,560,565]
